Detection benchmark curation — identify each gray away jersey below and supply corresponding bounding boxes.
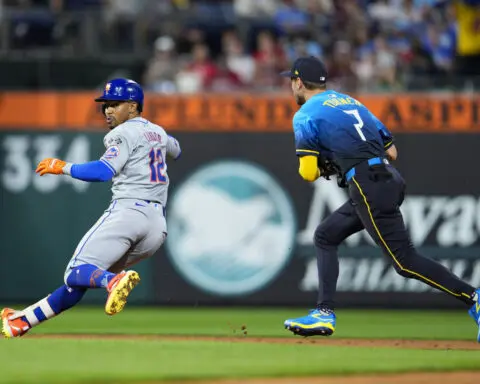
[100,117,181,206]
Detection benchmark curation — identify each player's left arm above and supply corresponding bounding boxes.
[298,155,320,182]
[35,133,130,182]
[368,111,397,160]
[35,157,115,182]
[294,115,321,182]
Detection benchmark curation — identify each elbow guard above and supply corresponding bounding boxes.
[298,156,320,182]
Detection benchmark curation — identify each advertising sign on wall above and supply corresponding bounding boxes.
[154,132,480,308]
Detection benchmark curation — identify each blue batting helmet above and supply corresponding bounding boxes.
[95,78,144,110]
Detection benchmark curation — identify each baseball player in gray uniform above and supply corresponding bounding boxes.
[2,78,181,338]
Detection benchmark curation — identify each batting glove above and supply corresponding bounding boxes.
[35,158,68,176]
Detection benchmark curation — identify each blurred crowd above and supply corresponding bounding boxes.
[141,0,480,93]
[2,0,480,93]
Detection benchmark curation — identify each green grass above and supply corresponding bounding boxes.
[1,340,479,384]
[0,307,479,383]
[33,307,477,340]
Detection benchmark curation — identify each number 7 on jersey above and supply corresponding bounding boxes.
[344,109,366,141]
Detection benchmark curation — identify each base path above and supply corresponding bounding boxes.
[31,334,480,350]
[30,335,480,384]
[165,372,480,384]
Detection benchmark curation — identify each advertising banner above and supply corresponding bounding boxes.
[153,132,480,308]
[0,92,478,132]
[1,94,479,307]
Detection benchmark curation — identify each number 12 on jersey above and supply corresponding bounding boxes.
[149,148,167,183]
[344,109,366,141]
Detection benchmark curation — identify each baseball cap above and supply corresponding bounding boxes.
[280,56,328,84]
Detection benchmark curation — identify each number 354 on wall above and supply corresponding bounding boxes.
[1,135,90,193]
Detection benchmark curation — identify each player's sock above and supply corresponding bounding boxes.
[16,298,54,327]
[16,286,86,328]
[66,264,116,288]
[316,305,334,313]
[47,285,87,314]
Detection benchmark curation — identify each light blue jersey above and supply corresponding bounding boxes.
[293,90,394,173]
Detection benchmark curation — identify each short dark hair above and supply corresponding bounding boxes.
[303,81,326,90]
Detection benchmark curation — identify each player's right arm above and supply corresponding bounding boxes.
[385,145,397,161]
[166,135,181,160]
[368,111,398,161]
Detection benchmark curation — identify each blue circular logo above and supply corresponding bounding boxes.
[165,160,296,296]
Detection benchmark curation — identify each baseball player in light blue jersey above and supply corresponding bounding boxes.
[2,78,181,338]
[280,57,480,342]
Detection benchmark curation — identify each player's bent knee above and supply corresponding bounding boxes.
[392,264,415,278]
[390,253,416,278]
[314,225,337,248]
[388,248,417,278]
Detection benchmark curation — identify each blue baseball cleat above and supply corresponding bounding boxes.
[284,309,336,337]
[468,289,480,343]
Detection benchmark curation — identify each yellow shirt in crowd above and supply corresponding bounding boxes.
[456,0,480,56]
